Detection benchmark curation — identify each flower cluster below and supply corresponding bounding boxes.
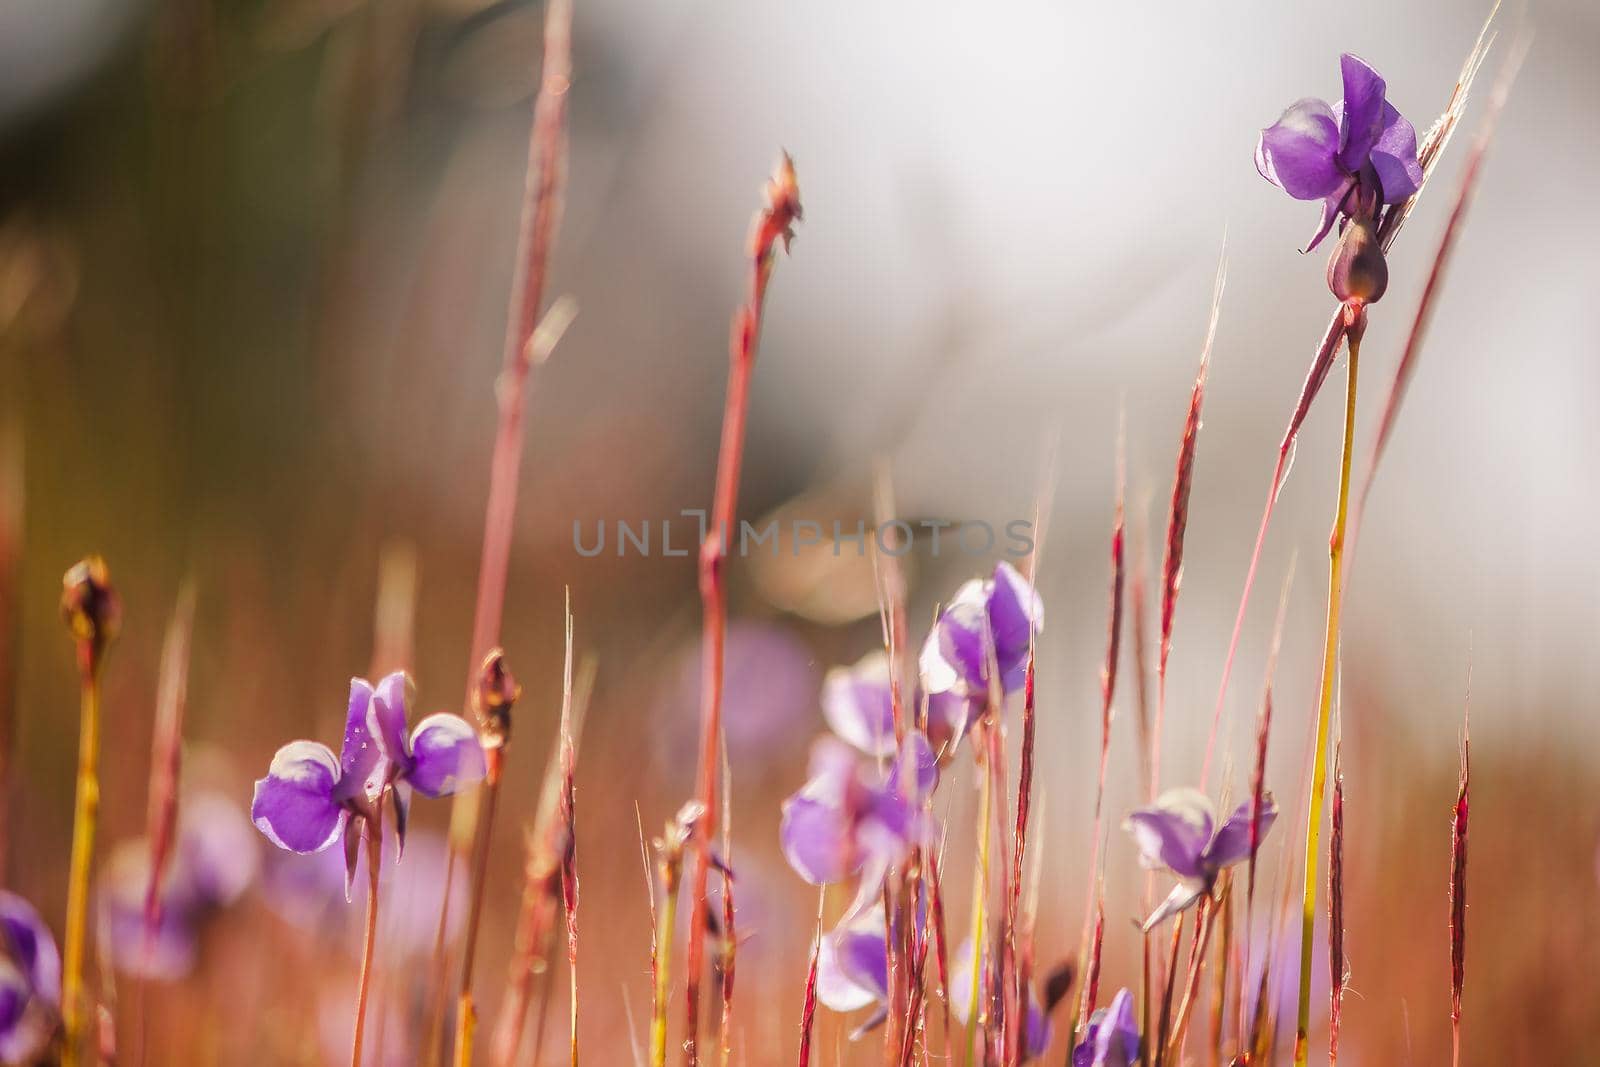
[1072,988,1139,1067]
[251,671,486,886]
[0,893,59,1064]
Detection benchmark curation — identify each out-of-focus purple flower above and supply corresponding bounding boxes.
[1255,53,1423,252]
[1124,787,1278,930]
[251,678,390,863]
[261,830,463,962]
[1072,987,1139,1067]
[816,907,890,1016]
[823,650,984,760]
[102,790,259,980]
[950,937,1052,1062]
[365,671,487,847]
[0,892,59,1064]
[656,621,820,762]
[779,732,936,889]
[919,561,1042,711]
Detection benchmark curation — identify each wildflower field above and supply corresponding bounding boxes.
[1,1,1596,1064]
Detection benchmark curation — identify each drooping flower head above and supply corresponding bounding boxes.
[920,561,1043,711]
[1073,988,1140,1067]
[1255,54,1423,256]
[0,892,60,1064]
[950,936,1053,1062]
[102,790,260,980]
[779,731,936,891]
[815,906,893,1035]
[1124,787,1278,930]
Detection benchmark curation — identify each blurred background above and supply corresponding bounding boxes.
[2,0,1597,1063]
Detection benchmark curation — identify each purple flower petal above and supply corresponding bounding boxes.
[1022,995,1053,1062]
[987,561,1043,674]
[0,893,58,1007]
[817,911,889,1012]
[179,791,260,908]
[1140,881,1206,932]
[0,960,49,1064]
[930,584,992,694]
[1303,183,1353,253]
[1368,103,1423,203]
[821,652,897,758]
[367,671,413,768]
[1075,987,1140,1067]
[405,713,486,798]
[779,792,853,885]
[1336,54,1388,171]
[1124,788,1215,881]
[1205,793,1279,870]
[1256,98,1345,201]
[251,741,348,854]
[888,731,938,803]
[337,679,384,804]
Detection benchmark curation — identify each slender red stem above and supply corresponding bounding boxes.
[682,157,801,1065]
[352,805,384,1067]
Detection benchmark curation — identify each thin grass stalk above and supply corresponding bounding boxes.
[797,892,824,1067]
[1129,528,1153,804]
[1292,316,1363,1067]
[490,651,594,1067]
[964,724,995,1067]
[1078,458,1125,1031]
[717,743,736,1067]
[437,0,574,1048]
[1155,255,1224,799]
[60,557,118,1067]
[1209,878,1232,1067]
[926,847,952,1058]
[682,156,802,1066]
[352,804,385,1067]
[143,584,195,934]
[1328,746,1345,1065]
[1168,892,1219,1058]
[1451,714,1470,1067]
[1152,914,1185,1067]
[560,663,582,1067]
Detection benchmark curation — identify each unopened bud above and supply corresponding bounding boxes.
[1326,216,1387,309]
[472,648,520,750]
[61,555,119,674]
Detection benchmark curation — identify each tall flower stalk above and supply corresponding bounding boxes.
[681,155,802,1065]
[59,556,119,1067]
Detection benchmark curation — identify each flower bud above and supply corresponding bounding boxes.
[1326,216,1387,308]
[471,648,520,751]
[61,555,119,674]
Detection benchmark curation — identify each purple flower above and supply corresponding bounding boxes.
[1124,788,1278,930]
[816,907,891,1026]
[950,936,1052,1062]
[1255,54,1423,252]
[364,671,487,846]
[251,673,484,890]
[920,561,1043,707]
[251,678,390,860]
[1072,988,1139,1067]
[0,892,59,1064]
[103,790,259,980]
[823,650,982,759]
[779,732,936,889]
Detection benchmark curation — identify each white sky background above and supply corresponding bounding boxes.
[553,0,1600,757]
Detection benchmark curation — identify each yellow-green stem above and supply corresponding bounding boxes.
[60,668,101,1067]
[650,879,678,1067]
[1294,328,1361,1066]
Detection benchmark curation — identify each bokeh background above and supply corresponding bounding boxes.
[2,0,1597,1063]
